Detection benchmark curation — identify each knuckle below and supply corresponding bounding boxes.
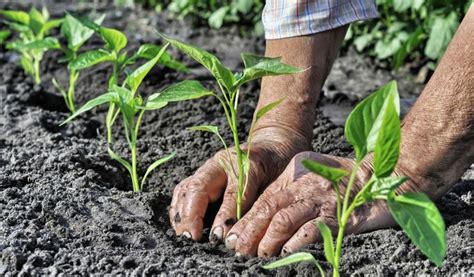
[257,197,277,217]
[271,210,294,234]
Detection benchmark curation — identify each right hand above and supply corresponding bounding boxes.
[169,126,309,241]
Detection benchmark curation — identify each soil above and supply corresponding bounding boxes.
[1,1,472,276]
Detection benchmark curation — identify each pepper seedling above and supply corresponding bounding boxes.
[52,13,105,113]
[62,45,212,192]
[264,81,446,276]
[66,12,188,145]
[161,34,304,220]
[0,7,62,84]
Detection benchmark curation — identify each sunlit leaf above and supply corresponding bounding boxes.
[0,10,30,25]
[345,81,400,162]
[61,14,105,50]
[16,37,60,49]
[160,33,235,92]
[302,159,349,183]
[317,222,335,266]
[255,98,284,123]
[140,151,176,190]
[61,92,117,125]
[108,147,132,174]
[425,12,459,60]
[100,26,128,52]
[147,80,213,104]
[370,176,407,195]
[263,252,324,276]
[70,49,115,70]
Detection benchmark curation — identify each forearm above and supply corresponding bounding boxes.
[252,25,349,147]
[398,6,474,199]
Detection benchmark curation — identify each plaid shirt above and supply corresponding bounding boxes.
[262,0,379,39]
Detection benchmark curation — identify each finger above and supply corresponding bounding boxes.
[169,152,227,240]
[281,217,337,255]
[210,159,262,242]
[226,189,295,256]
[257,199,320,257]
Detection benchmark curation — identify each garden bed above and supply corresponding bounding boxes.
[0,1,472,275]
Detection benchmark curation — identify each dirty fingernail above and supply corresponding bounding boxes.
[225,233,237,250]
[281,247,290,256]
[182,231,192,239]
[210,226,223,242]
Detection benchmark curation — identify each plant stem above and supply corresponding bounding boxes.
[106,61,120,145]
[230,104,245,220]
[130,141,140,192]
[67,68,78,113]
[333,161,361,276]
[33,58,41,85]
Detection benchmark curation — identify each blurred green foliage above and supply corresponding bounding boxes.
[131,0,471,69]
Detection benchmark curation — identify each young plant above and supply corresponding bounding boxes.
[161,34,303,220]
[263,81,446,276]
[0,7,62,84]
[62,45,211,192]
[66,13,188,145]
[52,14,105,113]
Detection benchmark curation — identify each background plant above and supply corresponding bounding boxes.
[130,0,469,71]
[52,13,105,113]
[264,81,446,276]
[67,13,188,146]
[162,34,302,220]
[62,45,211,192]
[0,7,62,84]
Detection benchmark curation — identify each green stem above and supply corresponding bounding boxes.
[230,104,245,220]
[33,57,41,85]
[333,161,361,276]
[67,68,78,113]
[130,140,140,192]
[106,61,120,145]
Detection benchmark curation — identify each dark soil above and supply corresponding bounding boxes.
[0,1,472,276]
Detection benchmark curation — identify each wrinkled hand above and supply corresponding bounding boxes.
[224,151,397,257]
[169,127,309,241]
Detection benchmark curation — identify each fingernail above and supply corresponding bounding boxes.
[211,226,223,242]
[182,231,192,239]
[225,233,237,250]
[235,252,242,257]
[281,247,290,256]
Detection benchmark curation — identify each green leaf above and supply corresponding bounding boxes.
[393,27,425,70]
[393,0,412,12]
[66,12,100,32]
[16,37,60,49]
[235,53,303,88]
[189,125,219,135]
[147,80,213,105]
[160,33,235,92]
[99,26,127,53]
[208,6,230,29]
[425,12,459,60]
[135,44,189,72]
[61,14,105,50]
[0,10,30,25]
[41,18,63,35]
[262,252,324,276]
[70,49,115,70]
[126,43,169,94]
[302,159,349,183]
[0,30,11,44]
[20,55,34,75]
[108,147,132,174]
[353,33,373,52]
[236,0,253,13]
[29,7,45,35]
[370,176,407,195]
[344,81,400,162]
[375,38,402,60]
[373,94,400,178]
[317,222,335,266]
[387,192,446,266]
[140,151,176,190]
[255,98,284,123]
[61,92,117,125]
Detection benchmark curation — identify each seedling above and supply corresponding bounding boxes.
[0,7,62,84]
[62,45,212,192]
[161,34,303,220]
[264,81,446,276]
[52,14,105,113]
[66,13,188,145]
